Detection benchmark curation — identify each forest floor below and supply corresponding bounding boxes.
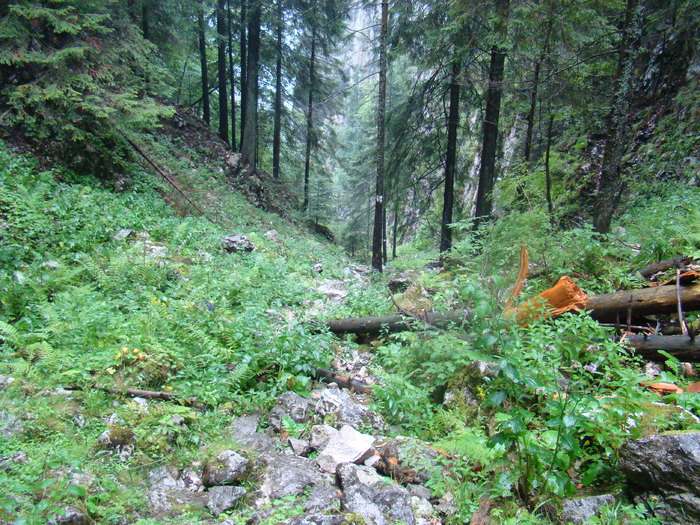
[1,107,699,525]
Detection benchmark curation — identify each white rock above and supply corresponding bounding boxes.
[316,425,375,473]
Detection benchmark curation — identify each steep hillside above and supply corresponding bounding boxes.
[0,120,391,522]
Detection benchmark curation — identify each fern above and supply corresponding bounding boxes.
[227,360,255,392]
[0,320,20,348]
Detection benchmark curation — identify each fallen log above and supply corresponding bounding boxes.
[638,256,693,280]
[587,282,700,321]
[324,310,472,335]
[623,335,700,362]
[324,283,700,334]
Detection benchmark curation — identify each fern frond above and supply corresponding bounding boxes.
[227,359,255,392]
[0,320,20,347]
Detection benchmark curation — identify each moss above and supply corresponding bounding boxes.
[636,402,697,436]
[105,426,136,447]
[342,513,367,525]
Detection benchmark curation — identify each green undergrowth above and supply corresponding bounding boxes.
[369,269,699,521]
[0,140,389,523]
[1,132,698,523]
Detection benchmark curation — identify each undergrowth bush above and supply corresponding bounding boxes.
[372,267,699,512]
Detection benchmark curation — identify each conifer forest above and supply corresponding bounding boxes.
[0,1,699,523]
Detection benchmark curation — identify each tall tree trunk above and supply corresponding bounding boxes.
[593,0,643,234]
[392,198,399,260]
[240,0,260,169]
[544,113,554,222]
[473,0,509,230]
[382,205,388,264]
[198,4,210,125]
[227,0,236,149]
[126,0,135,21]
[372,0,389,272]
[216,0,229,145]
[273,0,284,180]
[239,0,248,147]
[142,1,150,40]
[302,30,317,212]
[523,60,541,164]
[523,13,553,164]
[439,59,461,253]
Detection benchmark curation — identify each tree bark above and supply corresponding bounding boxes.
[240,0,260,169]
[239,0,248,146]
[372,0,389,272]
[314,368,373,393]
[439,59,461,253]
[63,385,200,407]
[624,335,700,362]
[272,0,284,179]
[473,0,509,230]
[638,256,693,280]
[544,113,554,220]
[323,283,700,334]
[587,282,700,321]
[382,204,388,264]
[523,13,553,164]
[227,0,237,149]
[216,0,229,145]
[142,1,150,41]
[592,0,643,233]
[392,201,398,259]
[324,310,473,335]
[302,29,317,212]
[198,4,210,125]
[523,60,541,163]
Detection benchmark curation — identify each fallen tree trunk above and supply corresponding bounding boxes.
[324,310,472,335]
[324,283,700,334]
[587,282,700,321]
[638,256,693,280]
[624,335,700,362]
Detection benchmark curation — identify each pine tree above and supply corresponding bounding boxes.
[198,1,211,125]
[473,0,510,230]
[216,0,229,144]
[240,0,260,169]
[372,0,389,272]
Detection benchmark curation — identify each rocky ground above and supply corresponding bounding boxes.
[2,360,699,524]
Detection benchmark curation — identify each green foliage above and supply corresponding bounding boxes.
[0,0,173,175]
[622,183,700,262]
[0,140,357,521]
